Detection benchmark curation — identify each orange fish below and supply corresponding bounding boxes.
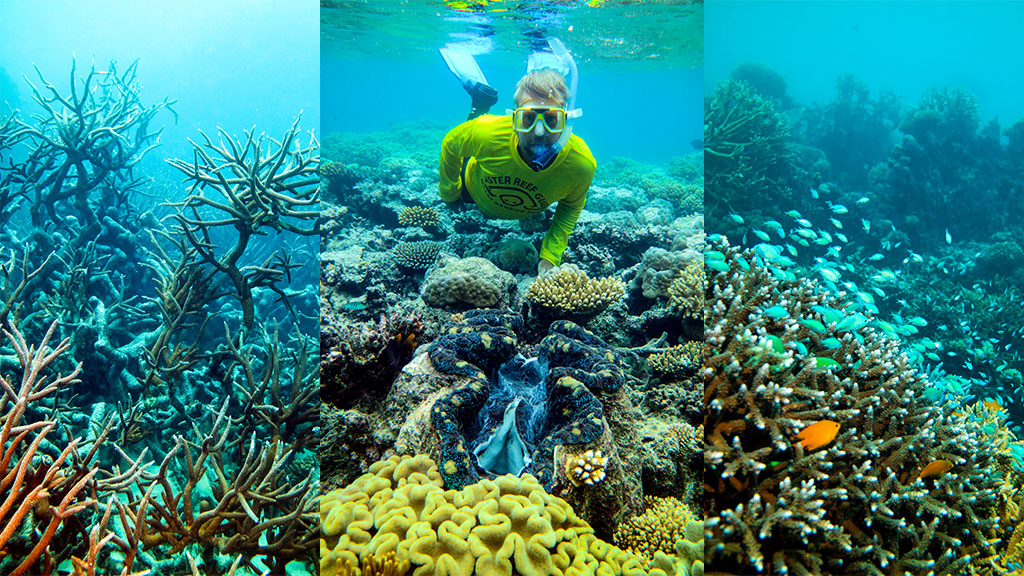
[982,399,1004,412]
[794,420,841,451]
[919,459,954,479]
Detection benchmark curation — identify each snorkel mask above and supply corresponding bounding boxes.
[507,38,582,171]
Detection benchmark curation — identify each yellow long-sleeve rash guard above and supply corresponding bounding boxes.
[439,114,596,266]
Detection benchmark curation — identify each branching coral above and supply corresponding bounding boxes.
[647,341,702,375]
[613,496,696,570]
[166,115,319,332]
[668,260,704,318]
[704,78,792,228]
[705,238,1004,575]
[134,397,318,573]
[525,264,624,318]
[9,58,174,231]
[397,206,439,228]
[392,241,442,269]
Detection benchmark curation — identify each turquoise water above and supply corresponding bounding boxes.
[0,2,319,574]
[322,1,703,164]
[706,2,1024,574]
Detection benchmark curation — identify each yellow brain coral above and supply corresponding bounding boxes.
[321,454,648,576]
[524,264,625,315]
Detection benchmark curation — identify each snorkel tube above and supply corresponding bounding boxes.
[527,38,582,171]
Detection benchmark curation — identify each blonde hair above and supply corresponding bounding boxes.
[514,69,570,107]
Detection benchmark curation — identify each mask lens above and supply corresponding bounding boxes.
[515,109,538,131]
[513,107,565,132]
[543,110,565,131]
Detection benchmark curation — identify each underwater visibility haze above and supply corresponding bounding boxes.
[319,2,704,576]
[0,1,320,574]
[705,2,1024,574]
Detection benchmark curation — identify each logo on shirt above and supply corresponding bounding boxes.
[481,175,545,214]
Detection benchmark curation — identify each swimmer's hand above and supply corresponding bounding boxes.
[537,258,554,276]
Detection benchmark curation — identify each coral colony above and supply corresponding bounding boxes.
[318,119,703,574]
[0,60,318,574]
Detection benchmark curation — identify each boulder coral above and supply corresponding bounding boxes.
[705,238,1005,575]
[320,454,654,576]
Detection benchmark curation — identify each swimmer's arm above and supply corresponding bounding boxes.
[439,120,478,203]
[538,174,591,266]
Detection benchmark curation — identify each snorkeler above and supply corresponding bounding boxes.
[438,39,595,277]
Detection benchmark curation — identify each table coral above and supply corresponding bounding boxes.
[705,238,1005,575]
[320,454,649,576]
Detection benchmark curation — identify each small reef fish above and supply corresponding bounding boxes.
[763,305,790,319]
[945,229,952,244]
[830,203,849,215]
[830,217,843,229]
[862,218,871,233]
[729,213,744,224]
[918,459,954,479]
[856,196,870,205]
[794,420,841,451]
[982,399,1004,412]
[706,259,730,273]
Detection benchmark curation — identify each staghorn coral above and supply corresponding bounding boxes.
[647,341,702,376]
[704,78,792,230]
[668,260,704,318]
[613,496,698,571]
[525,264,625,317]
[319,454,649,576]
[397,206,440,228]
[392,241,442,269]
[668,421,702,456]
[705,238,1005,575]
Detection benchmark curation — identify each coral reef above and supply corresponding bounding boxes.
[524,264,625,320]
[704,78,793,232]
[392,241,442,269]
[397,206,440,228]
[0,58,320,575]
[667,259,704,318]
[613,496,700,572]
[319,454,650,576]
[420,255,517,310]
[422,274,500,309]
[647,341,701,375]
[705,239,1004,574]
